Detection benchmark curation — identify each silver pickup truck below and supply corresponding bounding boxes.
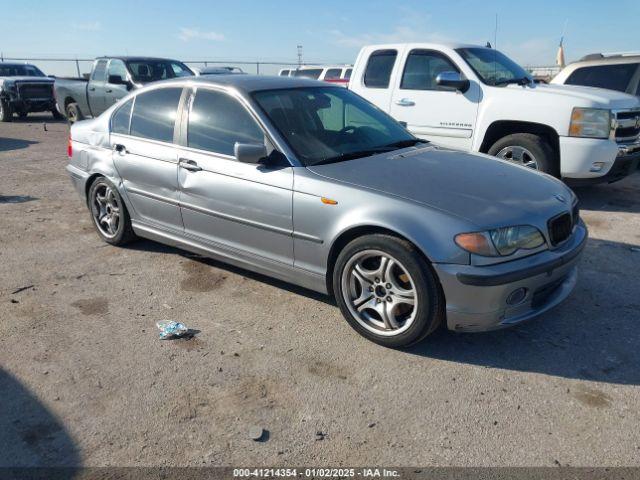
[0,62,61,122]
[54,56,194,123]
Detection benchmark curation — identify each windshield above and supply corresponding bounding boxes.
[252,87,420,166]
[125,60,194,83]
[0,64,46,77]
[456,48,531,86]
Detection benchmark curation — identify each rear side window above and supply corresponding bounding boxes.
[91,60,108,81]
[111,98,133,134]
[364,50,397,88]
[566,63,639,92]
[188,89,264,156]
[344,68,352,80]
[294,69,323,79]
[130,88,182,143]
[324,68,342,80]
[280,70,290,76]
[401,50,460,90]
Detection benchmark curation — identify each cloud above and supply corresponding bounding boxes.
[72,21,101,31]
[178,27,225,42]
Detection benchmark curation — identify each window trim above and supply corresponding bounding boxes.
[363,49,398,89]
[399,49,462,91]
[109,96,135,135]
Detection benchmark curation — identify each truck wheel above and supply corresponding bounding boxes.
[52,108,63,120]
[66,102,83,124]
[333,234,444,348]
[0,101,12,122]
[488,133,559,177]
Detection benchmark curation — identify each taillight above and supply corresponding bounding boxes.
[67,135,72,157]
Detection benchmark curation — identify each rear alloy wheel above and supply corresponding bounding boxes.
[488,133,558,177]
[88,178,136,245]
[333,234,443,348]
[0,101,12,122]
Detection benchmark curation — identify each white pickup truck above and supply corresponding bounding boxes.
[350,43,640,184]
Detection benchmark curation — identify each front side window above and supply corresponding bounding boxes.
[456,47,531,86]
[188,89,264,156]
[253,87,416,166]
[91,60,108,81]
[294,69,323,80]
[566,64,639,93]
[130,88,182,143]
[111,98,133,134]
[401,50,460,90]
[126,60,194,83]
[324,68,342,80]
[364,50,397,88]
[107,60,128,83]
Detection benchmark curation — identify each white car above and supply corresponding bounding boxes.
[279,65,352,86]
[350,43,640,184]
[552,53,640,97]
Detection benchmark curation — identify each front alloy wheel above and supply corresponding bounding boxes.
[496,145,539,170]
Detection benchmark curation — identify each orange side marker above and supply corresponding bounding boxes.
[321,197,338,205]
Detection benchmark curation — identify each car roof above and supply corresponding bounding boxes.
[0,62,37,67]
[96,56,185,63]
[568,55,640,68]
[361,42,481,51]
[151,74,340,93]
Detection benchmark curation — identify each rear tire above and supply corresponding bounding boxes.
[88,177,136,246]
[333,234,444,348]
[0,101,12,122]
[488,133,559,177]
[65,102,83,124]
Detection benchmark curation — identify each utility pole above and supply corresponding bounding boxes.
[297,45,303,67]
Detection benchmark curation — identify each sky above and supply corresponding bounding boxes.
[1,0,639,76]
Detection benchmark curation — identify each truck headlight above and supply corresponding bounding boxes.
[569,108,611,139]
[455,226,545,257]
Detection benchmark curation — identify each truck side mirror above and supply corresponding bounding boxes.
[436,71,470,93]
[234,142,267,164]
[108,75,133,90]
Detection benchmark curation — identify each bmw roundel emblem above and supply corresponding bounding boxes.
[554,194,567,203]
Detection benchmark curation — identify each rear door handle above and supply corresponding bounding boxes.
[179,158,202,172]
[395,98,415,107]
[89,87,96,92]
[106,89,113,93]
[113,143,128,155]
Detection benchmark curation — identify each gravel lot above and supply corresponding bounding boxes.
[1,115,639,468]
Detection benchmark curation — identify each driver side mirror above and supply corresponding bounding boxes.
[108,75,133,90]
[234,142,267,164]
[436,71,470,93]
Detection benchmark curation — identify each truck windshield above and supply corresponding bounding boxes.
[0,64,46,77]
[125,60,194,83]
[456,48,531,86]
[253,87,422,167]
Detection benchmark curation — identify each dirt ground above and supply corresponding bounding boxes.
[1,115,639,467]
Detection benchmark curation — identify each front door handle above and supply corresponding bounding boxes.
[179,158,202,172]
[89,87,96,92]
[106,89,113,93]
[395,98,415,107]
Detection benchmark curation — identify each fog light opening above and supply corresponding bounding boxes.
[590,162,605,172]
[506,287,528,306]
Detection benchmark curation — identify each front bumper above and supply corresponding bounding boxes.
[8,97,56,113]
[433,223,587,332]
[559,136,640,182]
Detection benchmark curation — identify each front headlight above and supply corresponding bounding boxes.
[569,108,611,139]
[455,225,545,257]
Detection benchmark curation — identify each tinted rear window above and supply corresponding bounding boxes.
[324,68,342,80]
[294,69,323,79]
[130,88,182,143]
[566,63,639,92]
[344,68,352,80]
[111,98,133,135]
[364,50,397,88]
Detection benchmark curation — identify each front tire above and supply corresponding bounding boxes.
[88,177,136,246]
[488,133,559,177]
[333,234,444,348]
[0,101,12,122]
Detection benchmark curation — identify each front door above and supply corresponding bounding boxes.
[88,59,108,116]
[104,59,131,109]
[177,87,294,266]
[111,87,185,231]
[389,49,480,151]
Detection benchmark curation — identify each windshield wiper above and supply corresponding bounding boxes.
[382,138,429,149]
[311,147,397,166]
[494,77,531,86]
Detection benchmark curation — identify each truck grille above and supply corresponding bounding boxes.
[548,212,573,246]
[16,82,54,100]
[614,109,640,142]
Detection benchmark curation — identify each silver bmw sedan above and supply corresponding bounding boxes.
[66,75,587,347]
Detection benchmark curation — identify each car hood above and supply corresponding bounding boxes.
[518,83,640,109]
[307,145,573,228]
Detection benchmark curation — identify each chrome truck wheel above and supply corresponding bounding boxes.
[496,145,539,170]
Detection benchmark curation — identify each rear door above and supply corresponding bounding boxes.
[111,87,185,231]
[350,48,403,112]
[87,59,108,116]
[177,86,294,265]
[389,49,480,150]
